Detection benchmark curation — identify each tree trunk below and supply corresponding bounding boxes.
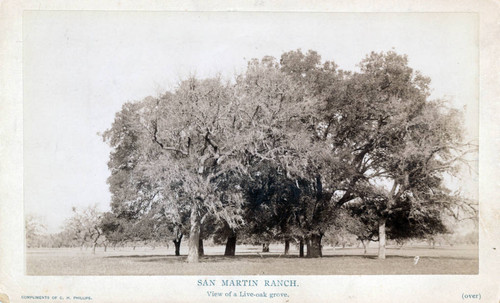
[173,239,182,256]
[307,234,322,258]
[92,242,97,254]
[306,238,311,257]
[378,218,387,260]
[104,243,107,252]
[198,238,204,256]
[362,240,368,254]
[187,203,201,263]
[299,240,304,257]
[173,225,183,256]
[262,242,270,253]
[284,239,290,255]
[224,235,237,256]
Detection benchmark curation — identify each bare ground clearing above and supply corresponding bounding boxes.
[26,244,478,275]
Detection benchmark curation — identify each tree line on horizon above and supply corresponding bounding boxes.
[25,204,478,254]
[26,50,478,261]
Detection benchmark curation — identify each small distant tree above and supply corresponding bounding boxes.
[25,214,47,248]
[64,205,105,254]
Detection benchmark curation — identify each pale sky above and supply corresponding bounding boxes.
[23,11,478,233]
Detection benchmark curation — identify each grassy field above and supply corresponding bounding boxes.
[26,244,478,275]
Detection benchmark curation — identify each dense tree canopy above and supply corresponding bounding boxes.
[101,49,476,261]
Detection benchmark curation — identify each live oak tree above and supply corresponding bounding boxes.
[276,50,475,258]
[276,50,475,260]
[104,77,247,263]
[347,51,477,259]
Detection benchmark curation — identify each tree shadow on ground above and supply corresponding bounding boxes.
[106,254,181,259]
[322,254,475,260]
[105,253,300,263]
[104,253,475,263]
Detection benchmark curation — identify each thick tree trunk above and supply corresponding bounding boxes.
[173,239,182,256]
[262,242,270,253]
[307,234,322,258]
[299,240,304,257]
[92,242,97,255]
[173,225,183,256]
[187,203,201,263]
[284,239,290,255]
[378,218,387,260]
[198,238,204,256]
[224,235,237,256]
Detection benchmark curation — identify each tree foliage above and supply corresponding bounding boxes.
[101,49,476,261]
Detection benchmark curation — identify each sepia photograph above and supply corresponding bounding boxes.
[23,11,479,276]
[1,1,499,302]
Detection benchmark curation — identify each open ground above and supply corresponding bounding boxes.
[26,244,478,275]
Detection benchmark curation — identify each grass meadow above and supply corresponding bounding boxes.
[26,243,478,275]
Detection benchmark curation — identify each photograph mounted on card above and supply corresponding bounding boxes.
[23,11,478,276]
